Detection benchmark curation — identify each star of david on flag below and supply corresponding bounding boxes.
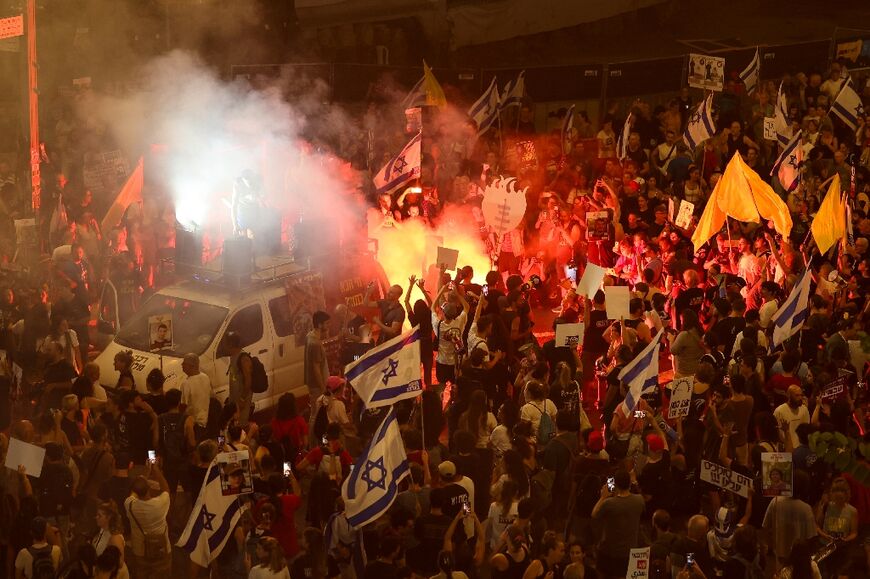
[345,326,423,409]
[683,94,716,150]
[831,77,864,131]
[342,408,410,528]
[771,129,802,192]
[177,458,247,567]
[373,132,422,196]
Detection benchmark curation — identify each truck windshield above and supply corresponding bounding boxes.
[115,293,229,356]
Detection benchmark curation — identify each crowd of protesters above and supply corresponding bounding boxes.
[1,52,870,579]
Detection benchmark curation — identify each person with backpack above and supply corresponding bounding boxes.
[296,424,351,528]
[14,516,61,579]
[519,381,557,449]
[224,331,254,427]
[124,464,172,576]
[311,376,353,447]
[157,388,192,496]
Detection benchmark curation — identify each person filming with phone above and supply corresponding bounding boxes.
[591,469,645,578]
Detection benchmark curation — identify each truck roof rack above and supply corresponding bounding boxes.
[165,252,310,290]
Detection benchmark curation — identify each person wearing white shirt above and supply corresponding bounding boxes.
[125,466,172,576]
[773,385,810,450]
[180,354,212,428]
[15,516,61,579]
[520,380,557,445]
[758,282,780,330]
[431,284,470,384]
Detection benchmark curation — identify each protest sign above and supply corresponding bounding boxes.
[688,54,725,91]
[821,375,848,400]
[555,322,584,348]
[674,200,695,229]
[577,263,606,298]
[586,211,611,241]
[700,460,752,498]
[436,246,459,271]
[604,286,630,320]
[763,117,776,141]
[0,15,23,39]
[83,150,130,198]
[626,547,650,579]
[481,177,527,236]
[217,450,254,496]
[668,376,694,419]
[761,452,793,497]
[5,438,46,478]
[149,314,173,351]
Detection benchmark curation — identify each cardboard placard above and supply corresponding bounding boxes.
[604,286,631,320]
[577,263,606,299]
[668,376,694,419]
[763,117,777,141]
[674,199,695,229]
[5,438,46,478]
[821,375,848,400]
[555,322,584,348]
[700,460,752,498]
[148,314,173,351]
[626,547,650,579]
[585,211,611,242]
[761,452,793,497]
[436,246,459,271]
[217,450,253,496]
[688,54,725,91]
[0,15,23,40]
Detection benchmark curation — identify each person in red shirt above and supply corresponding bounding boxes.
[256,472,303,559]
[766,351,802,399]
[295,423,355,527]
[271,393,308,456]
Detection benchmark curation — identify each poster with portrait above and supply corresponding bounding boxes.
[585,211,611,242]
[761,452,793,497]
[674,200,695,229]
[218,450,253,496]
[148,314,173,351]
[687,54,725,91]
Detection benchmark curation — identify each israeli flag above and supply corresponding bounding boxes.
[342,409,410,528]
[771,267,812,347]
[372,132,422,196]
[831,77,864,130]
[739,49,760,95]
[469,77,501,135]
[561,104,575,155]
[617,112,633,161]
[683,94,715,150]
[345,326,423,408]
[774,83,792,147]
[618,329,664,414]
[500,71,525,110]
[771,130,802,191]
[401,76,426,110]
[177,462,246,567]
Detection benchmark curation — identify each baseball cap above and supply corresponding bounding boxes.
[437,461,457,478]
[587,431,604,453]
[646,434,665,453]
[327,376,346,392]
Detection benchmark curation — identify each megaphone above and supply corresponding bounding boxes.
[827,269,847,289]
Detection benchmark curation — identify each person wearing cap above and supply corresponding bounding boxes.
[437,460,474,518]
[636,417,672,516]
[14,516,61,579]
[431,283,470,385]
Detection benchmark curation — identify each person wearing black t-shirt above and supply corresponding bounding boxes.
[364,534,401,579]
[672,270,705,329]
[581,291,609,402]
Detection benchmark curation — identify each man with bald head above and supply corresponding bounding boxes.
[362,282,406,344]
[668,514,713,577]
[773,384,810,450]
[180,353,211,429]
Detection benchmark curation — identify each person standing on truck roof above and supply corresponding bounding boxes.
[362,282,406,344]
[224,332,253,427]
[305,311,331,442]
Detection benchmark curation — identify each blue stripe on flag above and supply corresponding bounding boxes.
[346,462,410,528]
[375,171,418,196]
[346,411,397,500]
[180,466,222,553]
[345,329,420,382]
[370,380,423,402]
[701,109,715,136]
[832,101,858,127]
[207,498,241,551]
[620,346,656,385]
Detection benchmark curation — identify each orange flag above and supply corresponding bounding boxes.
[101,157,144,233]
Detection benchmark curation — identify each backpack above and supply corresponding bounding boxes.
[312,399,330,442]
[204,397,223,440]
[241,352,269,394]
[159,412,187,467]
[530,403,555,444]
[28,544,55,579]
[530,468,555,512]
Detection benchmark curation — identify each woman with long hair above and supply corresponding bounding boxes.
[815,478,858,579]
[432,549,469,579]
[490,400,520,459]
[776,540,820,579]
[492,449,530,500]
[405,276,435,387]
[459,390,497,450]
[490,525,530,579]
[41,315,82,374]
[113,350,135,390]
[93,502,130,579]
[291,528,328,579]
[271,393,308,457]
[487,479,519,550]
[249,536,291,578]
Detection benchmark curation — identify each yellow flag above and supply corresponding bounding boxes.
[423,61,447,108]
[692,187,727,252]
[811,174,847,254]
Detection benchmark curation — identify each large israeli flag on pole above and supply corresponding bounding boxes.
[739,49,760,95]
[345,326,423,408]
[469,77,501,135]
[770,268,812,347]
[683,94,715,150]
[771,130,802,192]
[177,461,246,567]
[372,132,422,196]
[500,71,525,110]
[342,408,410,528]
[618,329,664,414]
[831,77,864,130]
